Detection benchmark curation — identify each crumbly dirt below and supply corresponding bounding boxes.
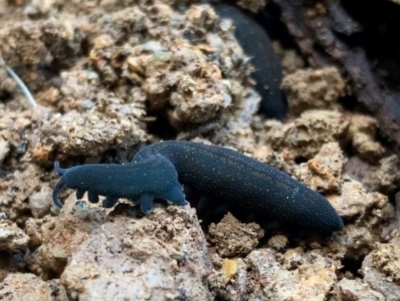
[296,142,346,193]
[27,194,107,278]
[215,247,340,301]
[207,213,264,257]
[1,0,400,300]
[261,109,350,159]
[235,0,266,13]
[336,277,385,301]
[60,203,212,300]
[361,238,400,301]
[0,220,29,252]
[346,155,400,195]
[0,273,68,301]
[281,67,346,115]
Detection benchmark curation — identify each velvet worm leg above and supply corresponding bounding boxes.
[140,194,154,214]
[88,191,99,203]
[103,195,118,208]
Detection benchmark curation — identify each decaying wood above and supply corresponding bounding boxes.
[274,0,400,150]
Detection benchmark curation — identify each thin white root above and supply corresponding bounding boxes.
[0,57,37,107]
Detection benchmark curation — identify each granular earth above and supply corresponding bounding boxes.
[0,0,399,300]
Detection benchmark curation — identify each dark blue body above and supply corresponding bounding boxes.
[214,3,288,120]
[52,141,343,240]
[133,141,343,238]
[52,154,186,214]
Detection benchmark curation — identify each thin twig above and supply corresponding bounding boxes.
[0,57,37,107]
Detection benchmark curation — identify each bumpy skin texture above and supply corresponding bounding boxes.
[214,3,288,120]
[133,141,344,239]
[53,154,186,214]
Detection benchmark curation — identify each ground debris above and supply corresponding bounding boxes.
[274,0,400,156]
[207,213,264,257]
[0,273,68,301]
[0,164,42,223]
[27,194,106,278]
[264,110,349,159]
[60,204,213,301]
[1,0,400,299]
[361,237,400,301]
[243,248,338,301]
[281,67,346,115]
[0,220,29,252]
[296,142,346,193]
[336,278,385,301]
[32,91,147,160]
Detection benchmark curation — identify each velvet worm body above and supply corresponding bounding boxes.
[133,141,343,239]
[52,141,343,240]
